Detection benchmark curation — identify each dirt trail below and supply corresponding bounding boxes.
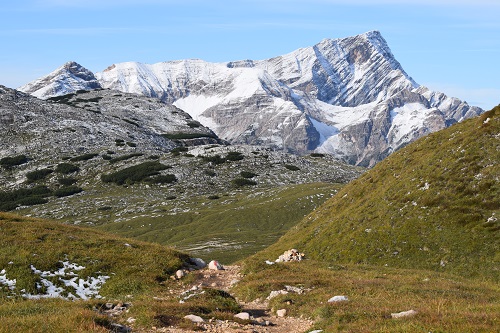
[148,265,314,333]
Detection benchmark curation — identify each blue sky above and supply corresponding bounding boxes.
[1,0,498,109]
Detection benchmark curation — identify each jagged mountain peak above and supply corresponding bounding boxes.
[18,61,102,99]
[18,31,484,166]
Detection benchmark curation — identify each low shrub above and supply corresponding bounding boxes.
[146,174,177,184]
[161,133,216,140]
[0,155,28,168]
[57,177,77,186]
[126,142,137,147]
[226,151,244,161]
[204,170,217,177]
[53,186,83,198]
[55,163,80,174]
[171,147,188,156]
[232,178,257,187]
[26,168,53,182]
[284,164,300,171]
[203,155,226,165]
[187,120,201,128]
[101,161,170,185]
[108,153,143,164]
[240,171,257,179]
[310,153,325,158]
[70,153,98,162]
[0,185,52,211]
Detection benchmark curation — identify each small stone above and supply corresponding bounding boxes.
[234,312,250,320]
[175,269,185,279]
[126,317,136,324]
[327,295,348,303]
[208,260,224,270]
[276,309,287,317]
[391,309,418,319]
[184,314,205,323]
[189,258,207,268]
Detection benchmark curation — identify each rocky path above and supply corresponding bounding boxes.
[145,265,314,333]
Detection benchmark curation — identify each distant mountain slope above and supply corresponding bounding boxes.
[19,31,483,166]
[0,85,219,163]
[255,106,499,280]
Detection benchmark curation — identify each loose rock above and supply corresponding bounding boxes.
[175,269,185,279]
[276,309,287,317]
[328,295,348,303]
[391,309,418,318]
[276,249,305,262]
[234,312,251,320]
[184,314,205,323]
[208,260,224,270]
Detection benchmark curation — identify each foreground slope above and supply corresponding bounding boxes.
[253,106,499,280]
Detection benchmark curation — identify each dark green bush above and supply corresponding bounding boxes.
[240,171,257,179]
[108,153,143,164]
[284,164,300,171]
[54,186,83,197]
[145,174,177,184]
[115,139,125,147]
[102,155,112,161]
[0,185,52,211]
[70,153,98,162]
[148,155,160,160]
[101,161,170,185]
[208,195,220,200]
[26,168,53,182]
[310,153,325,158]
[232,178,257,187]
[171,147,188,156]
[0,155,28,168]
[55,163,80,174]
[161,133,216,140]
[226,151,244,161]
[204,170,217,177]
[58,177,77,186]
[203,155,226,165]
[126,142,137,147]
[187,120,201,128]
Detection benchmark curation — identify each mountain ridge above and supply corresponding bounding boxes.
[18,31,483,166]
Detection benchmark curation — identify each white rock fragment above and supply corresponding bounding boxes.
[328,295,348,303]
[275,249,305,262]
[391,309,418,319]
[276,309,287,317]
[265,260,275,265]
[309,330,323,333]
[175,270,185,279]
[234,312,250,320]
[266,290,289,300]
[184,314,205,323]
[208,260,224,270]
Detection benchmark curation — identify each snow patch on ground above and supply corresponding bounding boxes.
[0,261,110,300]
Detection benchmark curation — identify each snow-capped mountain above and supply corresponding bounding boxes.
[19,61,102,99]
[19,31,483,166]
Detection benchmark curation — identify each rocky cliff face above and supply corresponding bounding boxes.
[19,31,483,166]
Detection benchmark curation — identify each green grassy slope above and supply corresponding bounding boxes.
[0,212,188,299]
[99,182,342,263]
[248,106,499,280]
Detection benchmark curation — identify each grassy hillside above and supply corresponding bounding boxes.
[245,106,499,280]
[98,182,342,263]
[0,212,193,332]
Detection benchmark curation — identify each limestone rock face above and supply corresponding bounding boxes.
[18,31,483,166]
